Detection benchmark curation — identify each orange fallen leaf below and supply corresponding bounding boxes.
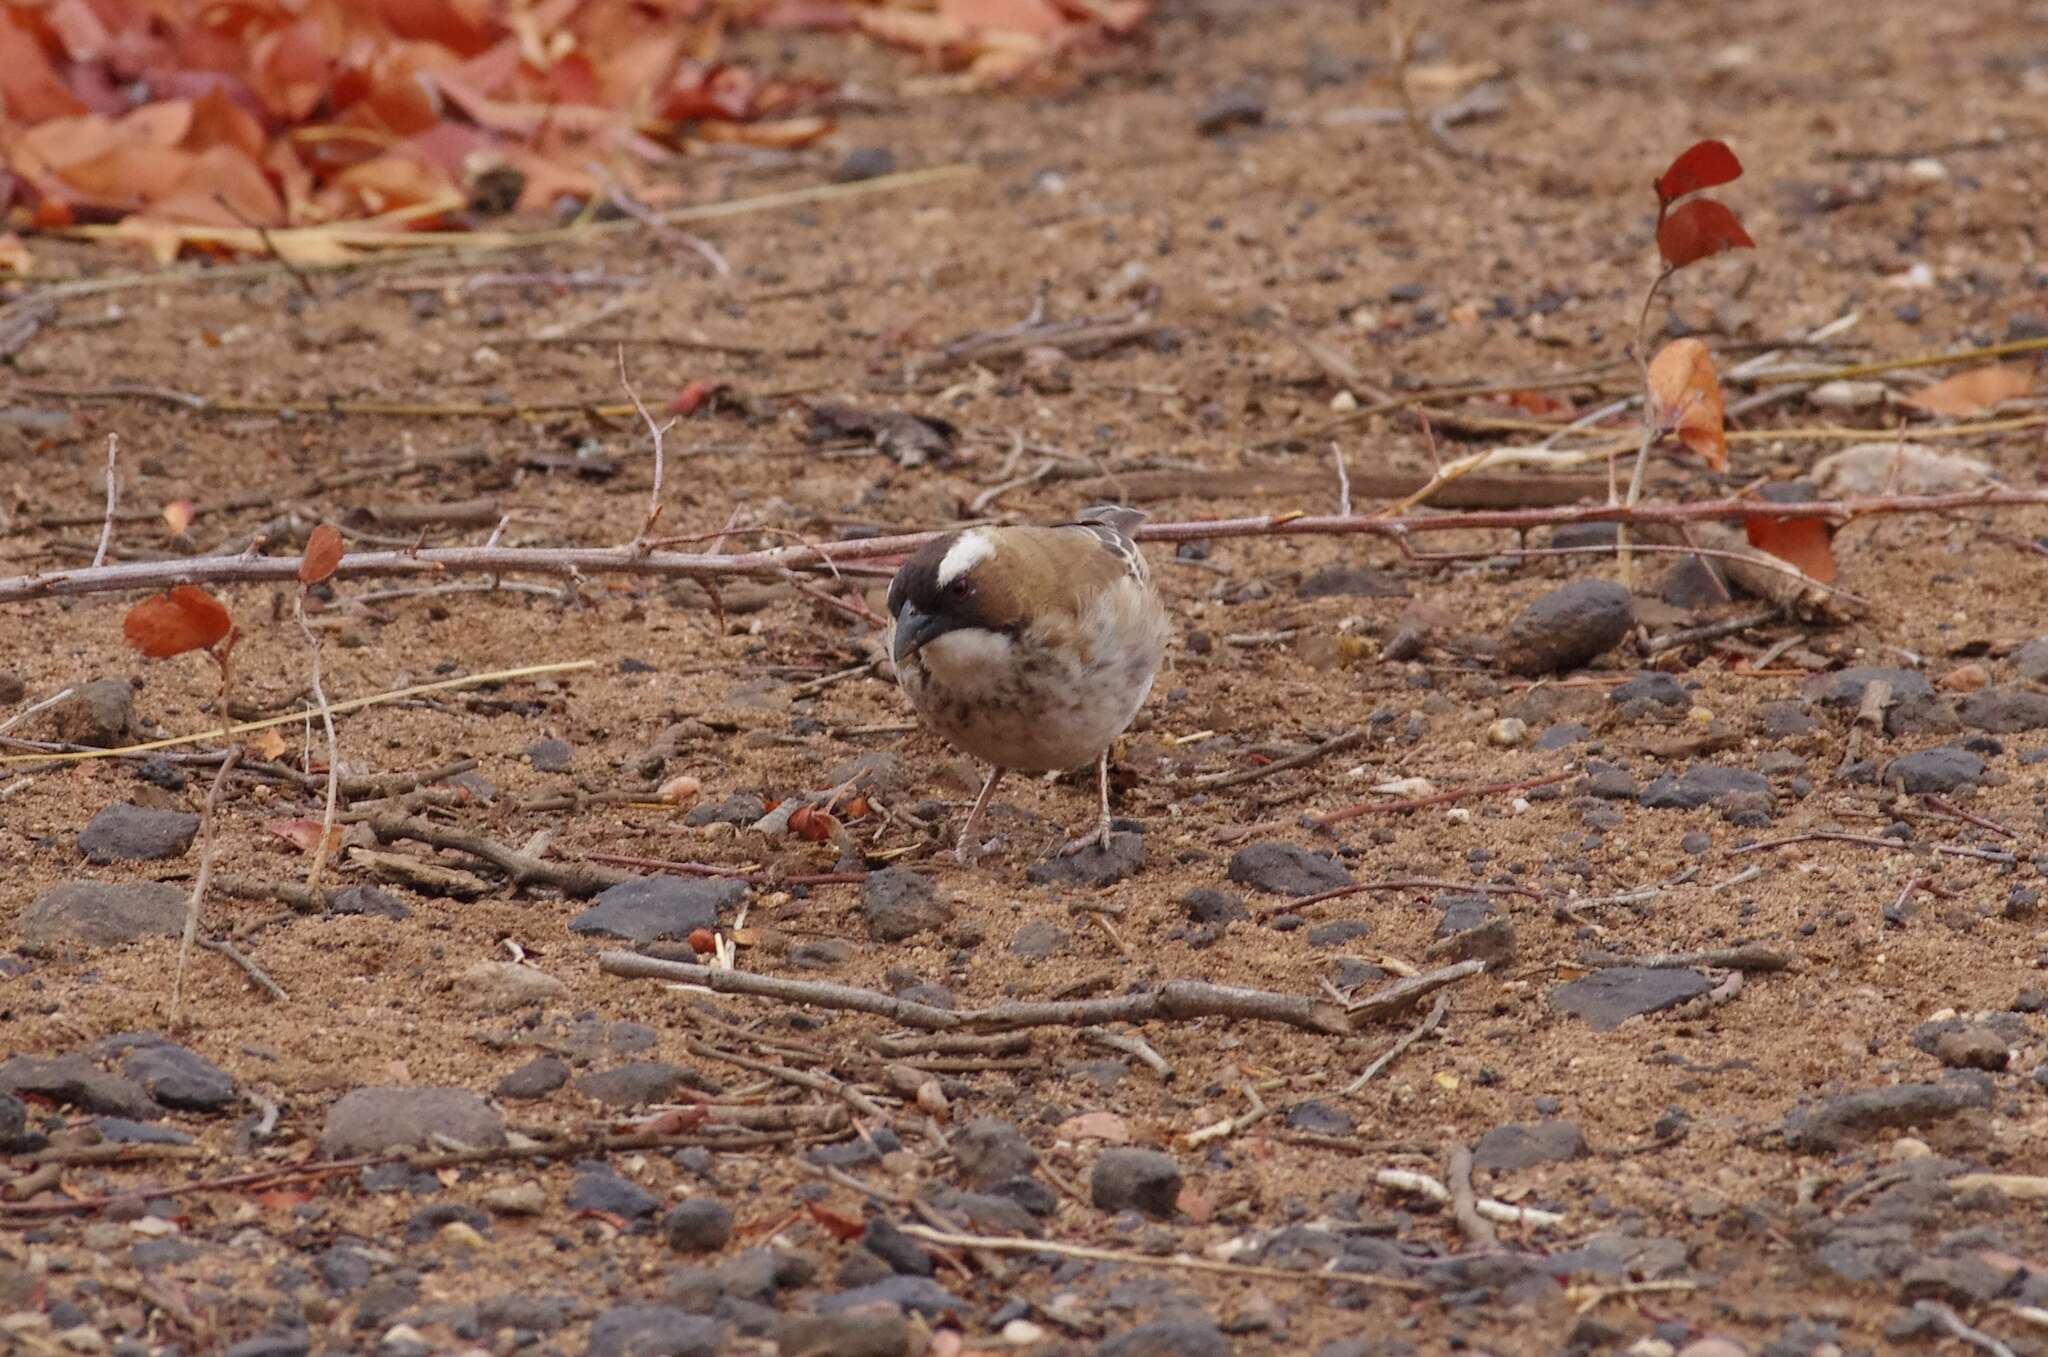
[264,817,344,855]
[245,729,289,760]
[162,500,195,534]
[1744,515,1836,584]
[805,1201,866,1240]
[1901,364,2032,417]
[1646,338,1728,471]
[1656,198,1754,271]
[123,585,233,658]
[299,523,344,584]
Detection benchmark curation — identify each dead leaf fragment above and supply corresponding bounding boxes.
[1901,365,2032,417]
[123,585,233,658]
[1646,338,1728,471]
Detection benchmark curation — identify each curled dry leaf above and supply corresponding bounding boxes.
[264,817,344,856]
[1655,198,1755,270]
[1655,139,1743,205]
[1900,364,2032,417]
[657,774,702,806]
[1646,338,1729,472]
[162,500,195,534]
[245,728,290,761]
[805,1201,865,1241]
[299,522,344,585]
[123,584,233,658]
[1744,516,1837,584]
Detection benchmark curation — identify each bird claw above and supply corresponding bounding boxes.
[954,835,997,866]
[1057,820,1115,858]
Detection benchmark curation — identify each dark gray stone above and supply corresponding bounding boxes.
[1296,564,1408,599]
[526,738,574,772]
[1610,672,1690,709]
[686,793,768,828]
[1889,694,1963,736]
[816,1276,965,1319]
[1028,832,1145,886]
[1307,920,1372,948]
[1534,722,1589,750]
[569,1167,660,1219]
[861,868,953,942]
[576,1061,698,1109]
[1883,747,1987,793]
[51,679,136,747]
[476,1294,575,1333]
[0,1054,158,1119]
[1638,765,1773,813]
[1497,581,1633,676]
[0,1092,33,1151]
[862,1215,935,1276]
[1284,1099,1355,1135]
[19,880,185,947]
[1009,920,1062,958]
[1808,666,1933,707]
[1782,1075,1994,1151]
[222,1334,310,1357]
[953,1118,1037,1187]
[2012,638,2048,683]
[1182,890,1248,925]
[121,1041,235,1111]
[1657,554,1729,610]
[1091,1148,1183,1218]
[790,938,853,969]
[587,1305,727,1357]
[1959,687,2048,732]
[77,803,200,863]
[1226,842,1351,896]
[1194,86,1266,136]
[1551,967,1712,1030]
[404,1202,492,1243]
[664,1199,734,1253]
[131,1238,200,1270]
[1097,1316,1232,1357]
[319,1087,505,1155]
[1761,701,1818,739]
[775,1311,912,1357]
[494,1055,569,1100]
[570,877,747,944]
[328,885,411,919]
[94,1116,191,1143]
[833,147,898,183]
[1472,1120,1588,1171]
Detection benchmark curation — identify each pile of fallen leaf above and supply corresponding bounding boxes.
[0,0,1148,266]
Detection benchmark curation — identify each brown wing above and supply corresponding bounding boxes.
[974,521,1148,629]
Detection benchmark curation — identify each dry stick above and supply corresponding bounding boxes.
[1343,991,1448,1094]
[1083,1029,1175,1081]
[1910,1302,2019,1357]
[619,350,674,546]
[292,589,341,896]
[1643,607,1783,656]
[15,489,2048,604]
[1731,830,1908,855]
[1313,771,1572,826]
[1186,728,1369,790]
[172,748,241,1024]
[682,1039,888,1122]
[603,952,1483,1037]
[0,662,592,767]
[1446,1143,1499,1249]
[196,937,287,1002]
[91,433,119,569]
[897,1223,1428,1294]
[368,816,630,897]
[1267,877,1537,923]
[1580,944,1797,973]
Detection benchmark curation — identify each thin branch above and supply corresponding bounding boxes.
[1312,771,1571,826]
[1184,727,1369,791]
[619,350,675,548]
[293,590,342,896]
[197,936,287,1002]
[1913,1302,2020,1357]
[1446,1143,1498,1248]
[1580,944,1797,973]
[173,748,241,1024]
[92,433,119,570]
[15,489,2048,603]
[1343,991,1448,1094]
[897,1223,1429,1293]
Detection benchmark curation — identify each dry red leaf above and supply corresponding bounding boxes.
[1646,338,1728,472]
[1745,516,1837,584]
[253,1187,316,1211]
[264,817,343,855]
[1655,198,1754,270]
[299,522,344,584]
[1901,364,2033,417]
[1503,389,1570,416]
[669,379,723,415]
[686,927,716,955]
[1655,139,1742,205]
[123,584,233,658]
[804,1201,866,1241]
[787,805,839,842]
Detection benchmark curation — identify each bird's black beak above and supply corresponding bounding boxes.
[891,604,946,666]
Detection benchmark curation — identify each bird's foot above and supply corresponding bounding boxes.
[954,835,998,866]
[1056,817,1117,858]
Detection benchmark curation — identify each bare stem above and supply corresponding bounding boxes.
[173,747,242,1025]
[92,433,120,569]
[293,591,342,896]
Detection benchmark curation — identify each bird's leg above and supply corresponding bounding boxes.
[1057,751,1117,857]
[954,765,1007,865]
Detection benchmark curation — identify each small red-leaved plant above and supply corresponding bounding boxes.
[1652,139,1754,271]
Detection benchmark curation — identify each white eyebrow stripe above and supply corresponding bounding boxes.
[936,530,996,587]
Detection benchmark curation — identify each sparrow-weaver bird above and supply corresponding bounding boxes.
[887,506,1170,864]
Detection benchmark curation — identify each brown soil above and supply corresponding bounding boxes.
[5,3,2048,1355]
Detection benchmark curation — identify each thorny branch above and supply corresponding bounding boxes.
[9,490,2048,603]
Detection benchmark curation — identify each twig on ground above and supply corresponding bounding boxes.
[897,1223,1428,1293]
[1446,1143,1498,1248]
[1371,1168,1566,1228]
[196,936,287,1002]
[91,433,120,569]
[0,686,75,738]
[1332,441,1353,515]
[173,748,242,1024]
[1568,1279,1700,1314]
[619,350,675,547]
[1911,1303,2020,1357]
[683,1039,888,1122]
[17,491,2048,604]
[1083,1029,1175,1080]
[1185,728,1369,791]
[1267,877,1537,922]
[1580,944,1796,972]
[604,952,1483,1037]
[1313,772,1572,826]
[1923,794,2015,839]
[1643,608,1782,656]
[1731,831,1909,856]
[368,815,630,897]
[1343,992,1448,1094]
[292,586,342,896]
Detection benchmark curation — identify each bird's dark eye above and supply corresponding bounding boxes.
[947,578,971,599]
